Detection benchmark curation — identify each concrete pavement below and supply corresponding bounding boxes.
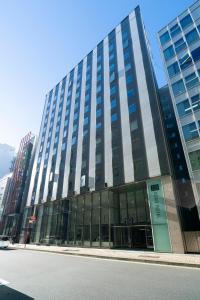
[10,243,200,268]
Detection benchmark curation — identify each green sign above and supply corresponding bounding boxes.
[147,179,171,253]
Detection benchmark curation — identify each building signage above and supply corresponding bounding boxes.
[147,179,171,252]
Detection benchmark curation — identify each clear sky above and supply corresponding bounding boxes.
[0,0,193,149]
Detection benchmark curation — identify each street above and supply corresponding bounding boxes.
[0,249,200,300]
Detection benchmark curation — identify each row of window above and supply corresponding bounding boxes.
[160,7,200,46]
[172,71,199,96]
[182,120,200,142]
[177,93,200,117]
[163,27,200,61]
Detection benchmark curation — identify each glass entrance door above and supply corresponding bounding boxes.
[112,226,153,249]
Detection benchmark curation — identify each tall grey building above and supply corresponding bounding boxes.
[24,6,188,253]
[158,0,200,244]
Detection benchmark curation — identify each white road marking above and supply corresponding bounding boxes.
[0,278,9,286]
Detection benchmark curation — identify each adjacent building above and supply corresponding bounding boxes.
[0,173,12,222]
[23,6,190,253]
[1,133,37,241]
[158,0,200,249]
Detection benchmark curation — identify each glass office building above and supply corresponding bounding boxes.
[23,6,186,253]
[158,0,200,251]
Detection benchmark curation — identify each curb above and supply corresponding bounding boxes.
[11,246,200,269]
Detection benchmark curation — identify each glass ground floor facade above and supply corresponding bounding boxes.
[21,181,154,250]
[21,178,178,252]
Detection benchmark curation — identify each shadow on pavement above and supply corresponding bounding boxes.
[0,248,18,251]
[0,285,34,299]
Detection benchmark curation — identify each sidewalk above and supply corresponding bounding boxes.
[10,243,200,268]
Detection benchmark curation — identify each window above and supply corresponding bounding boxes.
[191,6,200,21]
[185,29,199,45]
[180,14,193,29]
[111,113,118,122]
[191,94,200,104]
[191,46,200,62]
[176,99,190,117]
[160,31,170,45]
[109,52,115,61]
[179,53,192,70]
[83,129,88,136]
[84,117,89,126]
[72,136,77,145]
[127,89,135,98]
[63,130,67,138]
[61,142,66,151]
[96,97,102,105]
[110,72,115,82]
[126,74,134,84]
[82,160,87,169]
[97,74,102,82]
[185,72,199,89]
[85,94,90,102]
[64,119,68,127]
[172,79,185,96]
[175,38,187,54]
[123,39,129,49]
[73,123,78,132]
[189,150,200,171]
[182,122,198,141]
[96,108,102,118]
[129,103,137,113]
[97,85,102,93]
[110,85,117,96]
[109,63,115,72]
[163,46,175,60]
[167,62,180,77]
[111,99,117,109]
[96,153,102,164]
[97,64,102,72]
[84,105,89,113]
[170,24,181,38]
[96,122,102,129]
[130,120,138,132]
[97,55,102,63]
[96,137,101,144]
[74,112,79,121]
[125,63,131,72]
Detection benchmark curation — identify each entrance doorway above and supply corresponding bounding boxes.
[112,225,153,250]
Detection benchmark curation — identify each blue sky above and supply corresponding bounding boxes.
[0,0,193,149]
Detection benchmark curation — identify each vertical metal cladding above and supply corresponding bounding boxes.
[62,67,78,198]
[35,90,54,205]
[103,37,113,187]
[74,59,87,194]
[88,48,97,191]
[43,83,61,202]
[108,30,125,186]
[51,76,68,200]
[115,23,134,183]
[57,70,74,199]
[67,62,83,197]
[129,10,161,177]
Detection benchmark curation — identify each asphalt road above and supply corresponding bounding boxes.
[0,249,200,300]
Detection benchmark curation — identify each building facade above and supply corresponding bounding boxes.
[24,6,187,253]
[0,173,12,223]
[1,133,37,241]
[158,1,200,215]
